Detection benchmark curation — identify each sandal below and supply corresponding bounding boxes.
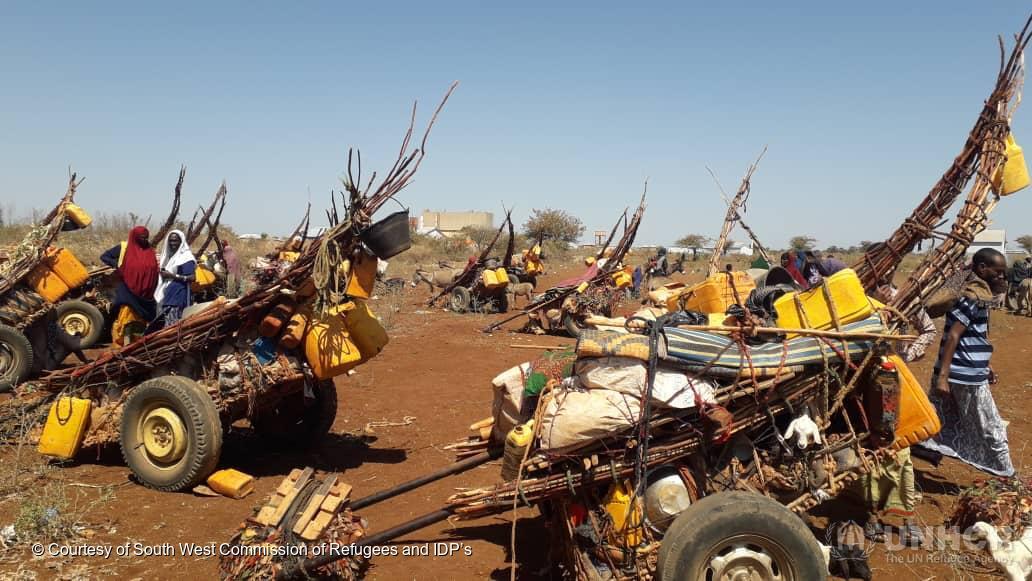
[863,521,886,542]
[900,523,924,547]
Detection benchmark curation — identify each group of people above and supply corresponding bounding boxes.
[100,226,199,344]
[778,249,847,289]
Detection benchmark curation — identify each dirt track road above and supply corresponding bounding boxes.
[1,266,1030,580]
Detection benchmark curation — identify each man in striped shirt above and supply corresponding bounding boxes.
[917,248,1013,477]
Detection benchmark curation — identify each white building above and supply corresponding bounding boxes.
[967,229,1006,255]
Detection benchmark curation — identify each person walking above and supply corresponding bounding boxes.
[915,248,1014,477]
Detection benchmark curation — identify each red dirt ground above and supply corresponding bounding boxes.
[1,265,1030,580]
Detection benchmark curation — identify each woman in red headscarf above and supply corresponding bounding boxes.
[101,226,159,344]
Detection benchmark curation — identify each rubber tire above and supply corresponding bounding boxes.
[55,300,105,349]
[450,287,471,313]
[656,491,826,581]
[0,324,32,393]
[253,379,338,447]
[563,312,584,338]
[120,376,223,492]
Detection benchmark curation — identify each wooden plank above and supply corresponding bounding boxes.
[292,475,337,535]
[319,482,353,514]
[263,467,314,527]
[300,510,335,541]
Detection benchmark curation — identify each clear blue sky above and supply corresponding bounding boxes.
[1,2,1030,249]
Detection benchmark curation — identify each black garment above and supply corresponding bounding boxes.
[101,244,158,322]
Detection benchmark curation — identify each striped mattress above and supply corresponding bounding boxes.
[661,314,885,378]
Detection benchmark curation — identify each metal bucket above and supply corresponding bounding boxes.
[360,210,411,259]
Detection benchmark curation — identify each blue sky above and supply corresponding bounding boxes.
[1,2,1030,249]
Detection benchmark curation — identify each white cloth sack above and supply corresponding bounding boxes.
[651,367,717,409]
[539,386,641,453]
[490,362,532,442]
[575,357,647,397]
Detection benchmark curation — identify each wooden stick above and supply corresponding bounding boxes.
[671,324,917,341]
[509,344,570,350]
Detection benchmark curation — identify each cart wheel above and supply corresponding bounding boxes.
[450,287,471,313]
[120,375,222,492]
[0,324,32,393]
[55,300,105,349]
[253,379,338,447]
[562,312,585,338]
[657,491,826,581]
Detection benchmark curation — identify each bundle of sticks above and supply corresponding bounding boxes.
[854,17,1030,312]
[482,191,647,333]
[0,83,457,439]
[0,174,80,298]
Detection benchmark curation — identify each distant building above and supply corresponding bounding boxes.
[417,209,493,237]
[238,233,262,240]
[967,229,1006,255]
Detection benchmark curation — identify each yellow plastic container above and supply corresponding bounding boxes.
[278,251,301,263]
[494,268,510,286]
[64,203,92,228]
[525,258,543,275]
[675,271,756,314]
[602,480,644,548]
[343,301,389,360]
[888,355,942,450]
[44,247,89,290]
[773,268,873,337]
[500,419,535,481]
[304,314,363,380]
[993,133,1030,196]
[25,266,71,303]
[279,310,310,350]
[206,469,255,499]
[612,271,631,289]
[38,397,92,459]
[191,266,217,292]
[576,281,589,293]
[482,269,501,288]
[345,252,377,299]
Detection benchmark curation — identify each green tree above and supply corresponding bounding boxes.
[675,234,710,260]
[1017,234,1032,254]
[459,225,498,251]
[523,208,585,244]
[789,236,817,251]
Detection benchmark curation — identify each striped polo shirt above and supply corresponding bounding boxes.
[932,296,992,385]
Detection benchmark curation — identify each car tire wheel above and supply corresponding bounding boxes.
[657,491,826,581]
[120,375,222,492]
[55,300,105,349]
[0,324,32,393]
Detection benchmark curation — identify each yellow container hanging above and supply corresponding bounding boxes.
[304,314,363,380]
[38,397,92,459]
[992,133,1030,196]
[889,355,942,450]
[345,251,378,299]
[602,480,644,548]
[64,203,92,228]
[343,301,389,360]
[482,269,501,288]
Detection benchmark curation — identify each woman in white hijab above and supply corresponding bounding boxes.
[155,229,197,327]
